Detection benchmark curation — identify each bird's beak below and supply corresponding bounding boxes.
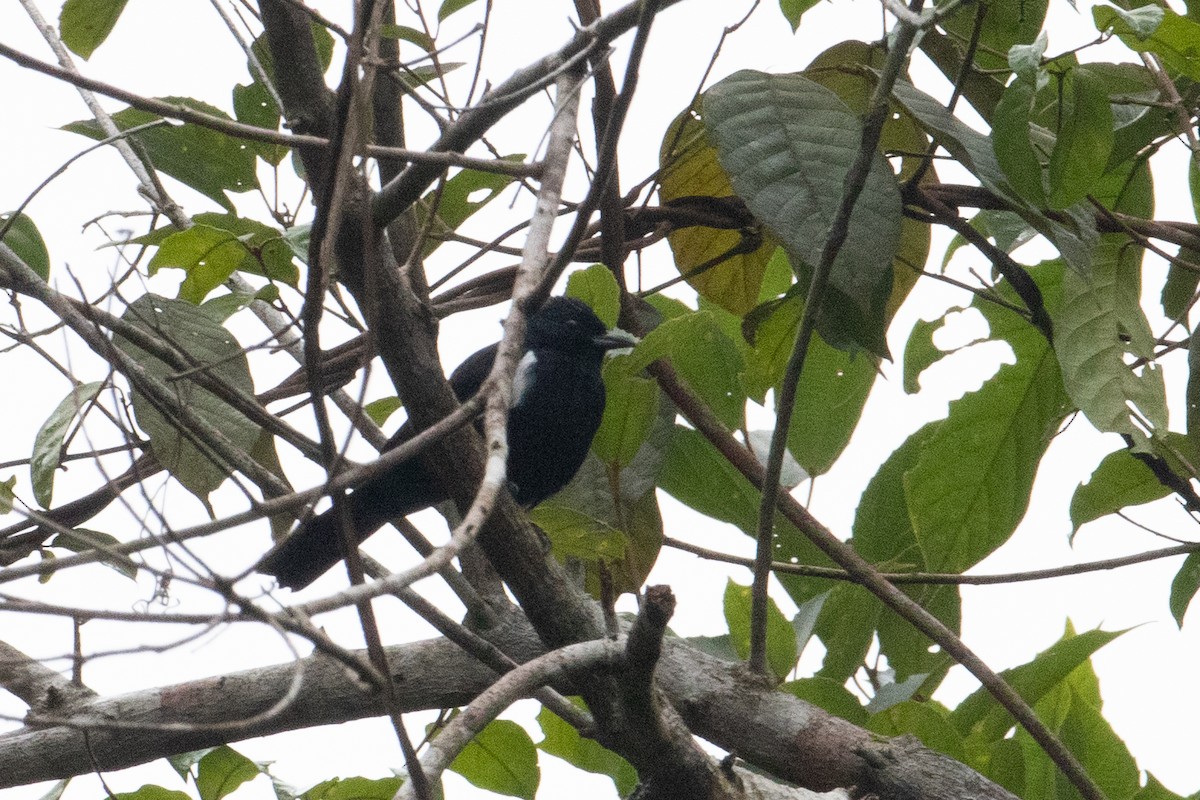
[594,328,639,353]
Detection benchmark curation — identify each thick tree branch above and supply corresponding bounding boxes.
[0,619,1018,800]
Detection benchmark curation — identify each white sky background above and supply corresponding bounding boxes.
[1,0,1199,798]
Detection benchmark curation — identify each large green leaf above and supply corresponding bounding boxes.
[449,719,539,799]
[625,309,746,431]
[781,677,868,725]
[59,0,129,59]
[1095,5,1200,81]
[856,423,959,684]
[802,40,931,320]
[0,212,51,280]
[868,700,965,762]
[113,294,260,498]
[950,627,1127,743]
[301,776,403,800]
[1170,551,1200,628]
[30,382,104,509]
[1053,237,1167,441]
[566,264,621,328]
[703,71,901,356]
[196,746,260,800]
[892,81,1098,275]
[938,0,1049,74]
[658,105,774,314]
[1047,68,1115,210]
[743,293,877,476]
[537,702,637,796]
[419,158,523,257]
[64,100,259,212]
[1069,445,1175,536]
[992,80,1048,207]
[904,263,1072,572]
[232,80,286,165]
[138,215,299,296]
[724,578,798,681]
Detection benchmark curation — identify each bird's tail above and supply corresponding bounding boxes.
[257,464,445,590]
[257,502,363,591]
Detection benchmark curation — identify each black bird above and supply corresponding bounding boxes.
[258,296,636,590]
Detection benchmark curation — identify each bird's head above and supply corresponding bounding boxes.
[525,296,638,357]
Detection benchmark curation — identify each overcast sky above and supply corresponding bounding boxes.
[2,1,1199,798]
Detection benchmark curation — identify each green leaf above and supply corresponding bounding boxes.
[1047,68,1114,210]
[659,427,759,532]
[438,0,480,22]
[566,264,621,329]
[1189,314,1200,460]
[0,475,15,514]
[113,294,260,499]
[992,81,1047,207]
[30,382,104,508]
[48,529,137,580]
[166,748,212,779]
[110,788,191,800]
[1170,551,1200,628]
[60,0,129,59]
[781,678,867,725]
[1163,258,1200,320]
[591,362,659,468]
[301,776,403,800]
[939,0,1049,74]
[232,81,286,165]
[418,159,522,257]
[723,578,798,680]
[779,0,820,31]
[537,702,637,796]
[812,583,878,682]
[448,719,539,799]
[866,673,928,714]
[892,80,1097,274]
[684,633,739,662]
[149,226,253,304]
[529,503,630,564]
[141,215,298,298]
[364,397,402,427]
[33,779,69,800]
[196,745,260,800]
[1054,238,1166,438]
[789,589,829,652]
[1054,687,1140,800]
[742,293,877,475]
[658,105,774,314]
[869,700,965,762]
[1095,5,1200,81]
[704,70,901,356]
[906,263,1072,572]
[0,212,51,280]
[1135,774,1190,800]
[950,627,1127,742]
[856,423,959,685]
[64,100,258,212]
[902,313,978,395]
[627,310,746,430]
[379,24,435,50]
[784,319,876,476]
[1069,444,1177,535]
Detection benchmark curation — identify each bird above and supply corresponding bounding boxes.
[258,296,637,590]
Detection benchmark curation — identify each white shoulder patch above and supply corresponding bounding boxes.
[511,350,539,407]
